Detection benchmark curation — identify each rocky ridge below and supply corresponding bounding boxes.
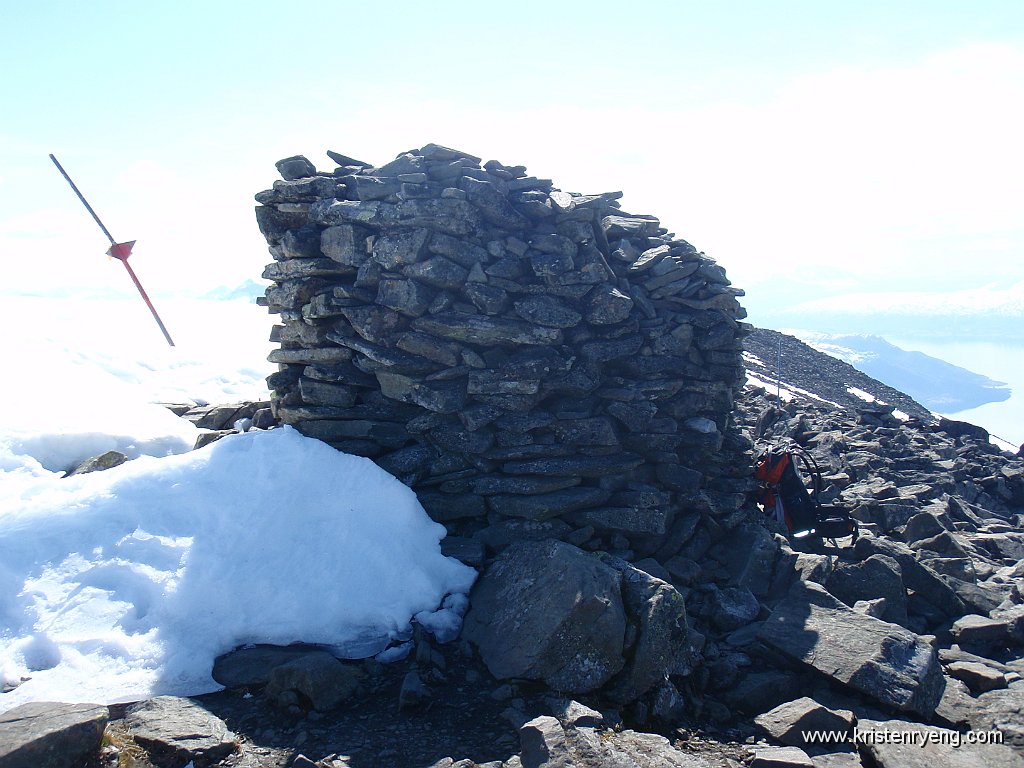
[6,329,1024,768]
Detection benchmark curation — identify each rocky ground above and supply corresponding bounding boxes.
[4,336,1024,768]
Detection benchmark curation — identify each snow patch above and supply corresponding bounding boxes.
[0,427,476,711]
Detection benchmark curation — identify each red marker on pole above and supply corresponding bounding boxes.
[49,154,175,347]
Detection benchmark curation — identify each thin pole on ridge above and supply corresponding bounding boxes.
[776,336,783,404]
[49,153,175,347]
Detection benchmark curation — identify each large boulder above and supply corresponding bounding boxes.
[758,581,944,716]
[825,554,909,628]
[0,702,108,768]
[464,539,700,703]
[597,554,703,703]
[463,539,628,693]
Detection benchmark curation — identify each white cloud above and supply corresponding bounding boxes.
[790,279,1024,316]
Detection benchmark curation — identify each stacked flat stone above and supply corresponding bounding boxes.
[255,143,750,558]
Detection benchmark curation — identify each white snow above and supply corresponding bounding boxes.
[846,386,880,404]
[744,372,841,408]
[0,295,477,712]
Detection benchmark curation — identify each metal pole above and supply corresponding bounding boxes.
[49,154,175,347]
[777,336,783,403]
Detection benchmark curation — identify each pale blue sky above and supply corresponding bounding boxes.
[2,1,1022,329]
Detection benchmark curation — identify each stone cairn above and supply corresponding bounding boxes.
[255,143,750,560]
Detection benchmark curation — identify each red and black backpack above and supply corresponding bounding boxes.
[755,444,858,544]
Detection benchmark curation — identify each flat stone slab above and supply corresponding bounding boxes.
[857,717,1024,768]
[212,644,322,688]
[759,581,944,716]
[754,696,854,747]
[0,701,109,768]
[126,696,236,767]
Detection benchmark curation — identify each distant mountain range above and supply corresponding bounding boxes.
[791,332,1011,412]
[200,279,267,301]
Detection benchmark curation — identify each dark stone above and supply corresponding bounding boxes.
[598,554,702,703]
[938,417,990,442]
[321,224,370,266]
[473,519,573,551]
[339,305,404,344]
[212,645,323,688]
[502,454,644,477]
[529,250,574,277]
[372,228,431,269]
[488,486,612,520]
[825,554,909,628]
[402,256,469,289]
[264,651,361,711]
[458,176,526,229]
[585,283,634,325]
[470,475,581,495]
[551,417,619,446]
[571,507,669,536]
[464,283,510,315]
[276,155,317,180]
[463,539,627,693]
[412,314,562,346]
[375,278,436,317]
[419,491,487,522]
[512,295,583,328]
[395,331,463,366]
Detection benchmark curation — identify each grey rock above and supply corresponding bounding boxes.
[585,283,634,325]
[825,554,909,627]
[598,555,702,703]
[852,598,888,618]
[970,687,1024,751]
[564,725,714,767]
[463,539,627,693]
[852,536,964,620]
[376,277,435,317]
[857,717,1024,768]
[519,716,571,768]
[708,585,761,631]
[721,670,803,715]
[412,313,562,346]
[754,697,854,748]
[488,487,612,520]
[750,746,815,768]
[403,256,469,289]
[276,155,317,180]
[547,698,604,728]
[437,534,485,568]
[513,295,583,328]
[212,644,324,688]
[126,696,236,767]
[264,650,360,711]
[473,519,574,552]
[0,702,109,768]
[399,670,430,710]
[952,614,1015,651]
[758,581,944,716]
[572,506,669,535]
[904,511,948,544]
[946,660,1007,693]
[67,450,128,476]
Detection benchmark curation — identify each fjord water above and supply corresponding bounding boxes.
[890,337,1024,449]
